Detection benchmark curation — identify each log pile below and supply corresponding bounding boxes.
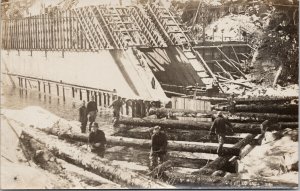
[20,126,174,188]
[118,118,297,134]
[39,126,241,156]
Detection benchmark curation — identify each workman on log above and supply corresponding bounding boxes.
[87,96,98,132]
[88,122,106,157]
[79,100,88,133]
[149,126,168,170]
[209,111,233,156]
[109,96,124,127]
[260,119,275,141]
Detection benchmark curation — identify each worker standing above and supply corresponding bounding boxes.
[149,126,168,170]
[88,122,106,157]
[87,96,98,132]
[79,100,88,133]
[109,96,124,127]
[209,111,233,156]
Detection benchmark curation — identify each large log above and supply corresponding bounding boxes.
[40,127,241,156]
[21,127,174,188]
[147,108,298,122]
[234,104,298,114]
[20,133,122,188]
[118,118,298,134]
[233,96,298,105]
[194,134,257,175]
[164,171,297,188]
[114,127,250,144]
[148,108,215,119]
[226,112,298,122]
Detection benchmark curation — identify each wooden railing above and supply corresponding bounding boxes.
[3,72,155,118]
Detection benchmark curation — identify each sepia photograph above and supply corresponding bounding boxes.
[0,0,298,189]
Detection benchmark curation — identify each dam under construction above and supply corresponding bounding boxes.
[1,0,298,189]
[1,1,252,108]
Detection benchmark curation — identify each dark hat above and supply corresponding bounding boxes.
[91,122,99,128]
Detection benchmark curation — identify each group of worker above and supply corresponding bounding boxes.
[79,96,271,170]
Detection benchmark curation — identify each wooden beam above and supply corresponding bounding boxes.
[195,134,256,175]
[217,47,247,79]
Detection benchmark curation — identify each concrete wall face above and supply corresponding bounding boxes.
[1,50,167,101]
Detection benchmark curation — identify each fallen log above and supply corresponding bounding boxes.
[21,127,174,188]
[233,96,298,105]
[114,127,250,144]
[234,104,298,115]
[164,171,297,188]
[118,118,298,134]
[40,127,240,156]
[194,134,256,175]
[224,134,265,173]
[20,133,122,188]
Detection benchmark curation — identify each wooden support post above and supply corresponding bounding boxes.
[79,89,82,100]
[140,100,146,117]
[94,91,98,106]
[43,83,46,93]
[132,100,137,117]
[62,86,65,102]
[56,84,59,96]
[108,94,113,106]
[136,100,142,117]
[72,87,75,98]
[86,90,90,102]
[103,93,107,107]
[48,82,51,94]
[38,81,41,92]
[98,92,102,106]
[24,78,27,89]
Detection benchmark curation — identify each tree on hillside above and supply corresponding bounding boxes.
[257,1,298,85]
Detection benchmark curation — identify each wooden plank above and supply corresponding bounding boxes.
[217,47,247,79]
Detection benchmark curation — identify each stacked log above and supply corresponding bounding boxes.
[226,112,298,122]
[118,118,298,134]
[21,126,174,188]
[233,96,298,105]
[234,104,298,115]
[146,108,298,122]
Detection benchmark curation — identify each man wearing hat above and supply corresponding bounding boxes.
[109,96,125,127]
[209,111,233,156]
[149,126,168,170]
[87,95,98,132]
[88,122,106,157]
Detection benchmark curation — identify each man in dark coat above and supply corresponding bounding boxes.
[88,122,106,157]
[79,100,87,133]
[209,111,233,156]
[87,96,98,131]
[149,126,168,170]
[109,96,124,127]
